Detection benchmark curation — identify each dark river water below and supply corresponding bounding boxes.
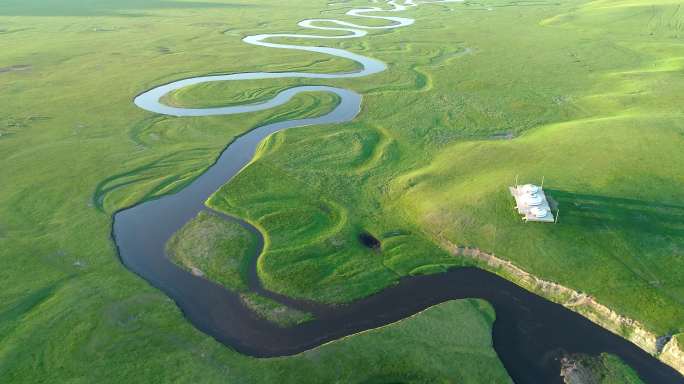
[115,1,684,382]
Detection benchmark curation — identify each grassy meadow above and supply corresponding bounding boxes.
[1,0,683,382]
[0,0,515,381]
[597,353,646,384]
[167,211,313,326]
[206,0,684,338]
[167,212,258,292]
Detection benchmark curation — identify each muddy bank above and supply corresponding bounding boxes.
[661,336,684,375]
[441,239,684,376]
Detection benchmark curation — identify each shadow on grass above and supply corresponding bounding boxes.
[547,189,684,237]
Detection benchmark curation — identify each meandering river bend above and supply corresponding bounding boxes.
[113,1,683,382]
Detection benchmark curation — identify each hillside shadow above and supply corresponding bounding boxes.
[546,189,684,237]
[0,0,256,17]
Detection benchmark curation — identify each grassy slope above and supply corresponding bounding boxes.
[599,354,646,384]
[2,296,512,383]
[207,0,684,338]
[167,211,258,291]
[0,0,514,382]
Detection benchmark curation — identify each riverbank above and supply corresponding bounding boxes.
[439,238,684,376]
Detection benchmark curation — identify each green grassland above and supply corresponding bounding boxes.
[205,0,684,338]
[167,211,257,292]
[238,292,313,327]
[0,0,519,381]
[595,353,645,384]
[596,353,646,384]
[167,211,313,326]
[2,294,513,383]
[1,0,683,381]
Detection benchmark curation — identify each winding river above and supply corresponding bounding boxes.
[113,1,684,383]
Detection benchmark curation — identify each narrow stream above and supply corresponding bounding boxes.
[113,1,683,383]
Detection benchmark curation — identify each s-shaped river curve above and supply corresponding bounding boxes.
[113,1,683,383]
